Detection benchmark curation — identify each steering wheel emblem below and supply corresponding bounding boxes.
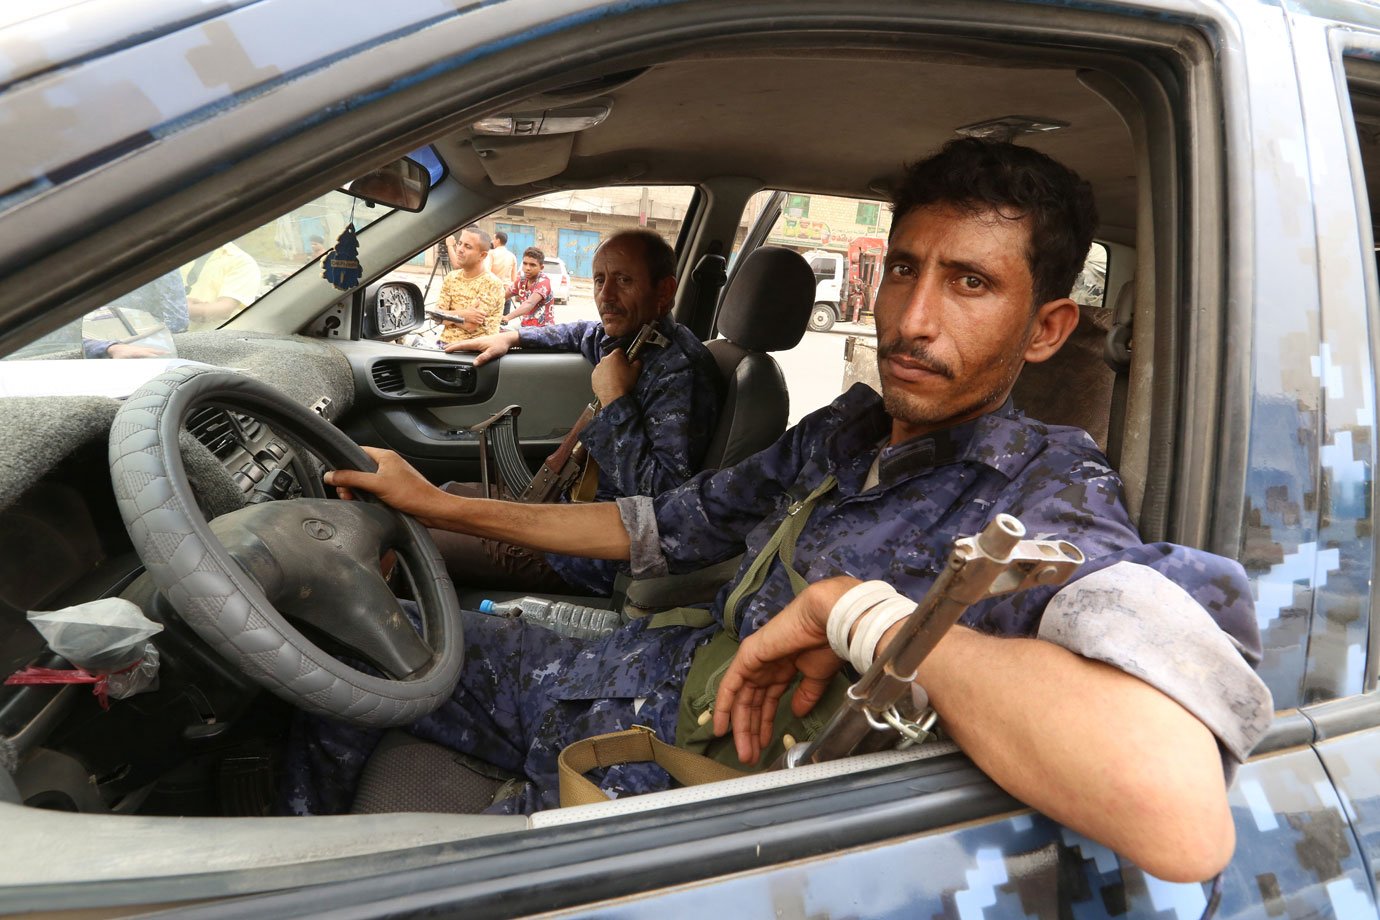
[303,519,336,541]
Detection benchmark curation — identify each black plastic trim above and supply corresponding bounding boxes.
[1306,688,1380,741]
[7,706,1328,915]
[4,754,1020,916]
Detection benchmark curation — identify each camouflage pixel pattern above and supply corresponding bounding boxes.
[551,752,1374,919]
[286,384,1262,815]
[516,316,721,594]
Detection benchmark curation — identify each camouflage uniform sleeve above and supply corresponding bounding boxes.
[435,271,459,313]
[1038,558,1272,768]
[616,495,667,578]
[580,351,701,496]
[649,401,827,573]
[517,321,601,362]
[434,273,465,344]
[956,442,1269,773]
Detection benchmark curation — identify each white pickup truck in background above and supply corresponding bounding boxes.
[800,249,845,331]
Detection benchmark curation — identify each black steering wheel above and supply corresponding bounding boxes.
[109,365,463,727]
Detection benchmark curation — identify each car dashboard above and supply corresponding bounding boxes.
[0,331,357,813]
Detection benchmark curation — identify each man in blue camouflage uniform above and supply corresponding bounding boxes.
[434,228,721,595]
[291,140,1269,882]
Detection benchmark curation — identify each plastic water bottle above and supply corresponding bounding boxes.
[478,596,622,641]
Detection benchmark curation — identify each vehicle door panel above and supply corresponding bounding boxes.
[541,747,1370,919]
[337,343,594,485]
[1314,726,1380,905]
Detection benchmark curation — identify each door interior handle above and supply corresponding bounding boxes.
[419,364,476,393]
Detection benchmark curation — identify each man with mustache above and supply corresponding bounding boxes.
[294,140,1269,883]
[436,229,721,595]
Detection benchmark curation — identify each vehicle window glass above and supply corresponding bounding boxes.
[5,190,390,361]
[724,191,891,424]
[1072,242,1108,310]
[809,257,837,277]
[727,190,775,269]
[383,185,695,349]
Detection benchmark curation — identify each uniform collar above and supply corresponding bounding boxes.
[831,394,1041,489]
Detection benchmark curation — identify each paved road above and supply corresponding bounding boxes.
[561,285,876,426]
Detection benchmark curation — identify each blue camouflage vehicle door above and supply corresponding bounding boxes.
[541,0,1380,915]
[1253,3,1380,915]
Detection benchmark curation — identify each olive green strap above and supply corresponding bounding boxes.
[720,474,837,638]
[646,606,717,629]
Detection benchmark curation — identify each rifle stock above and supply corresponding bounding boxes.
[521,403,597,503]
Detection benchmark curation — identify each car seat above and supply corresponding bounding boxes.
[699,246,816,469]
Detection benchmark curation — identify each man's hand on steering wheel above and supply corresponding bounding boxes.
[325,446,453,529]
[110,365,465,727]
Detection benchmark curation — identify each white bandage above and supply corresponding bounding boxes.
[847,595,916,674]
[826,581,895,660]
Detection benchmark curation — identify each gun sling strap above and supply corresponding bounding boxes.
[559,474,853,806]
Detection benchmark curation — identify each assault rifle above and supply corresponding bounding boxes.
[777,514,1084,768]
[470,322,670,502]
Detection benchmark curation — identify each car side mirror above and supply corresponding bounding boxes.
[341,157,430,212]
[362,280,426,341]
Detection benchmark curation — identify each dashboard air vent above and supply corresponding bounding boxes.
[233,412,262,440]
[372,362,406,395]
[187,407,238,457]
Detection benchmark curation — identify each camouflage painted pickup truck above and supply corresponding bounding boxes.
[1,1,1379,917]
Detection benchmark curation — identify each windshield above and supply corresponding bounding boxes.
[5,190,389,361]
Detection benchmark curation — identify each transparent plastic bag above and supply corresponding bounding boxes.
[4,598,163,707]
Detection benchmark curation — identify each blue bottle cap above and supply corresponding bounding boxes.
[479,599,496,614]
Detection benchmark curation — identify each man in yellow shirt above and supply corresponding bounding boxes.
[432,226,505,344]
[182,242,261,329]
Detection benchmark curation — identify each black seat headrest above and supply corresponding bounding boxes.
[716,246,816,352]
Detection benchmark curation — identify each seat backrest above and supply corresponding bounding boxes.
[702,247,815,468]
[1009,292,1120,451]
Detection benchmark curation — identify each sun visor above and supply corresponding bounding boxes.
[471,134,575,186]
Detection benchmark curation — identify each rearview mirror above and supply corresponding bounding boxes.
[341,157,430,212]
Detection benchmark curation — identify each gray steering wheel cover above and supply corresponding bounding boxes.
[109,364,463,727]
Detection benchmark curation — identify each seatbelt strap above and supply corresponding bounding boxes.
[182,252,214,294]
[559,724,746,807]
[720,474,837,638]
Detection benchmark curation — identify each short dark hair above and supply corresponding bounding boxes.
[523,246,544,263]
[493,231,508,245]
[889,138,1097,307]
[460,224,491,249]
[604,229,677,283]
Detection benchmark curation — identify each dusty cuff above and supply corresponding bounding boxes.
[1038,560,1273,766]
[616,495,667,578]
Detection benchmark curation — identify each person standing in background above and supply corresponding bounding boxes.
[183,242,262,328]
[503,247,556,328]
[488,231,518,317]
[433,225,505,344]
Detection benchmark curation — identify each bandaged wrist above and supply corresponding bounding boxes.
[826,581,895,660]
[847,595,916,674]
